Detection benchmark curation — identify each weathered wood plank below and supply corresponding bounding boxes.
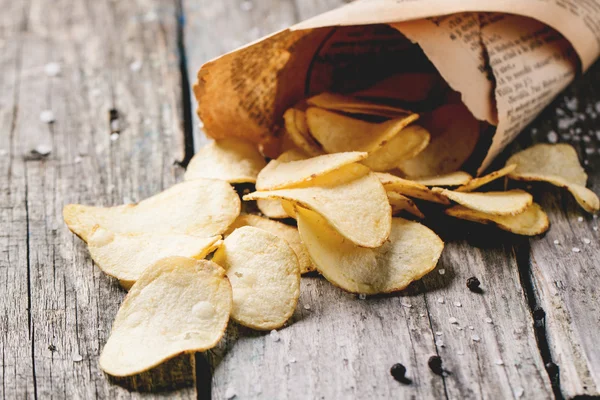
[1,0,196,397]
[508,61,600,398]
[183,1,554,398]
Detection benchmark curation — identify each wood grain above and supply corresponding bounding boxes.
[0,0,195,397]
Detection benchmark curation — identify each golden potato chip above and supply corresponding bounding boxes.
[277,148,309,162]
[212,226,300,330]
[99,257,232,377]
[256,199,289,219]
[245,164,391,248]
[281,199,297,219]
[296,207,443,294]
[257,151,368,190]
[415,171,473,187]
[226,214,314,274]
[352,73,439,103]
[361,125,430,172]
[63,180,241,241]
[283,108,324,157]
[306,92,411,118]
[397,104,480,178]
[377,172,450,204]
[184,139,266,183]
[506,143,599,212]
[387,192,424,218]
[87,227,222,287]
[433,188,533,216]
[306,107,419,154]
[456,164,516,192]
[445,203,549,236]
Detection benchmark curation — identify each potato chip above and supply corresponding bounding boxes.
[212,226,300,330]
[433,188,533,215]
[256,199,289,219]
[377,172,450,204]
[456,164,516,192]
[283,108,324,157]
[352,73,439,103]
[226,214,314,274]
[63,180,241,241]
[87,227,221,288]
[306,107,419,154]
[296,207,443,294]
[361,125,430,172]
[387,192,425,218]
[506,143,599,212]
[256,151,368,190]
[245,164,391,248]
[99,257,232,377]
[415,171,473,187]
[397,104,480,178]
[306,92,411,118]
[184,139,266,183]
[445,203,549,236]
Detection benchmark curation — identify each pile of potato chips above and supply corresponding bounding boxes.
[64,91,598,379]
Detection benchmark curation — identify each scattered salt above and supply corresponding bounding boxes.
[40,110,55,123]
[130,60,143,72]
[472,335,481,342]
[457,326,463,330]
[44,62,61,76]
[289,358,296,363]
[358,294,366,300]
[565,97,578,111]
[401,302,412,308]
[72,354,83,362]
[555,108,565,116]
[454,302,462,308]
[457,350,465,355]
[485,318,493,324]
[553,239,560,245]
[561,134,571,140]
[0,149,7,156]
[594,226,598,231]
[435,339,445,347]
[514,387,524,398]
[435,331,443,336]
[557,117,577,130]
[269,330,280,342]
[547,131,558,143]
[583,135,591,142]
[572,247,581,253]
[225,387,237,399]
[303,304,311,310]
[468,326,474,330]
[438,269,446,275]
[449,317,458,324]
[110,133,119,142]
[585,147,595,154]
[33,144,52,156]
[419,313,426,317]
[583,238,591,244]
[496,359,504,366]
[74,155,82,163]
[578,216,584,222]
[437,297,444,304]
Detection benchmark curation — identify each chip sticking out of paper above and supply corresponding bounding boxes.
[306,92,411,118]
[245,164,392,248]
[283,109,324,157]
[387,192,425,219]
[415,171,473,187]
[456,164,516,192]
[506,143,599,213]
[226,214,314,274]
[433,188,533,215]
[397,103,480,178]
[306,107,419,154]
[257,151,367,190]
[212,226,300,330]
[63,180,240,241]
[184,139,266,183]
[377,172,450,204]
[445,203,549,236]
[296,207,443,294]
[99,257,232,377]
[352,73,439,103]
[361,125,430,172]
[87,227,222,289]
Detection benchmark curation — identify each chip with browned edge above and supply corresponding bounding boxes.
[433,188,532,216]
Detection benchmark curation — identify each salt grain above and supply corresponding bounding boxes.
[485,318,493,324]
[269,330,281,342]
[572,247,581,253]
[496,359,504,366]
[33,144,52,156]
[0,149,7,156]
[514,387,524,398]
[110,133,119,142]
[578,216,584,222]
[419,313,426,317]
[468,326,474,330]
[553,239,560,245]
[303,304,311,310]
[40,110,55,123]
[435,339,445,347]
[130,60,143,72]
[594,226,598,231]
[438,269,446,275]
[435,331,443,336]
[289,358,296,363]
[583,238,591,244]
[449,317,458,324]
[358,294,366,300]
[585,148,595,155]
[72,354,83,362]
[74,155,82,163]
[457,350,465,355]
[225,387,237,399]
[566,97,578,110]
[401,302,412,308]
[437,297,444,304]
[583,135,592,143]
[472,335,481,342]
[547,131,558,143]
[44,62,61,76]
[454,302,462,308]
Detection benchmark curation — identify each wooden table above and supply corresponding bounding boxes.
[1,0,599,398]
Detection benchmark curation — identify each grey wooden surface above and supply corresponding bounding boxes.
[1,0,599,399]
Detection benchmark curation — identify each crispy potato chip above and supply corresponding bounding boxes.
[226,214,314,274]
[277,148,309,162]
[456,164,516,192]
[87,227,222,287]
[387,192,424,218]
[306,92,411,118]
[361,125,430,172]
[256,199,289,219]
[306,107,419,154]
[352,73,439,103]
[99,257,232,376]
[281,199,297,219]
[415,171,473,187]
[433,188,533,215]
[296,207,443,294]
[184,139,266,183]
[212,226,300,330]
[64,180,241,241]
[446,203,549,236]
[377,172,450,204]
[245,164,391,248]
[397,104,480,178]
[283,108,324,157]
[257,151,368,190]
[506,144,599,212]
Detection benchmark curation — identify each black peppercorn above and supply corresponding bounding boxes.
[390,363,411,384]
[428,355,444,376]
[466,276,482,293]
